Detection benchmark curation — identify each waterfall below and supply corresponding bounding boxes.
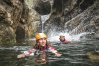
[40,14,50,33]
[40,0,54,33]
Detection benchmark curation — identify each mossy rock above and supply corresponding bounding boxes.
[87,51,99,62]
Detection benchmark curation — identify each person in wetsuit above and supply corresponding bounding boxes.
[59,35,70,44]
[17,33,62,59]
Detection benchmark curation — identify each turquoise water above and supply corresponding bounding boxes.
[0,39,99,66]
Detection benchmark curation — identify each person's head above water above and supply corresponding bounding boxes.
[59,35,65,42]
[35,33,47,46]
[59,35,70,44]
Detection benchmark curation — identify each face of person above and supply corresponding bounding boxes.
[59,36,65,41]
[38,38,47,46]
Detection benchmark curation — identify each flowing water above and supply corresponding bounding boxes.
[41,14,50,33]
[0,38,99,66]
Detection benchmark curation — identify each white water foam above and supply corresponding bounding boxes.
[47,32,90,42]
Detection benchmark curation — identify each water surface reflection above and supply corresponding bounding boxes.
[0,40,99,66]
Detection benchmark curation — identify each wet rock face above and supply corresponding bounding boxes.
[44,0,99,38]
[0,0,40,45]
[34,0,51,15]
[0,0,18,45]
[0,24,15,45]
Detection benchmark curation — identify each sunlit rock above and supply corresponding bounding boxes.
[0,0,40,45]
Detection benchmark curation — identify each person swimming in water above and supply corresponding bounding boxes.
[59,35,70,44]
[17,33,62,63]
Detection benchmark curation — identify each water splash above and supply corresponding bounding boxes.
[70,32,87,40]
[48,31,90,42]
